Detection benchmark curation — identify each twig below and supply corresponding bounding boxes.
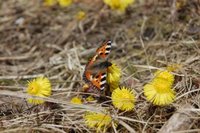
[119,120,136,133]
[0,74,44,80]
[158,104,198,133]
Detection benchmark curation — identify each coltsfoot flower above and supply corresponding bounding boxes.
[167,63,182,72]
[44,0,56,6]
[84,111,112,131]
[144,70,176,106]
[107,63,121,92]
[144,82,175,106]
[112,86,135,111]
[154,70,174,84]
[44,0,72,7]
[76,11,86,21]
[70,96,82,104]
[26,77,51,105]
[86,96,95,102]
[57,0,72,7]
[103,0,135,12]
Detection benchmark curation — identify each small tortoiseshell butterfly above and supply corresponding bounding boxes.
[83,40,112,92]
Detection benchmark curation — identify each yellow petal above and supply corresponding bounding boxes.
[144,82,175,106]
[107,63,121,92]
[76,11,86,21]
[167,63,182,72]
[44,0,56,6]
[112,86,135,111]
[26,77,52,105]
[86,96,95,102]
[154,70,174,84]
[84,111,112,131]
[57,0,72,7]
[151,78,173,91]
[70,96,82,104]
[103,0,134,12]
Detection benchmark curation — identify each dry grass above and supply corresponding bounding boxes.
[0,0,200,132]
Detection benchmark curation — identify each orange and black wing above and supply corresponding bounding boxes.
[96,40,112,59]
[83,40,112,90]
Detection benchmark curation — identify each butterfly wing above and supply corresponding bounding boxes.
[96,40,112,58]
[91,72,107,90]
[83,40,112,91]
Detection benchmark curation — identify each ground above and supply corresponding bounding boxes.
[0,0,200,132]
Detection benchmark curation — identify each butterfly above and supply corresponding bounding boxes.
[83,40,112,93]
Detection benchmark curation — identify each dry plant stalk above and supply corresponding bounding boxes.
[158,104,197,133]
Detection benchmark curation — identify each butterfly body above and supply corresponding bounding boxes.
[83,40,112,92]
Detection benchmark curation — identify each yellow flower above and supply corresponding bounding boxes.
[84,111,112,131]
[57,0,72,7]
[26,77,51,105]
[76,11,86,21]
[86,96,95,102]
[176,0,187,10]
[107,63,121,83]
[44,0,72,7]
[111,87,135,111]
[44,0,56,6]
[103,0,134,12]
[144,82,175,106]
[107,63,121,92]
[154,70,174,84]
[109,82,119,92]
[144,70,176,106]
[152,78,172,89]
[70,96,82,104]
[167,63,182,72]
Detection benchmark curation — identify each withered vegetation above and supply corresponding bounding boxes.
[0,0,200,132]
